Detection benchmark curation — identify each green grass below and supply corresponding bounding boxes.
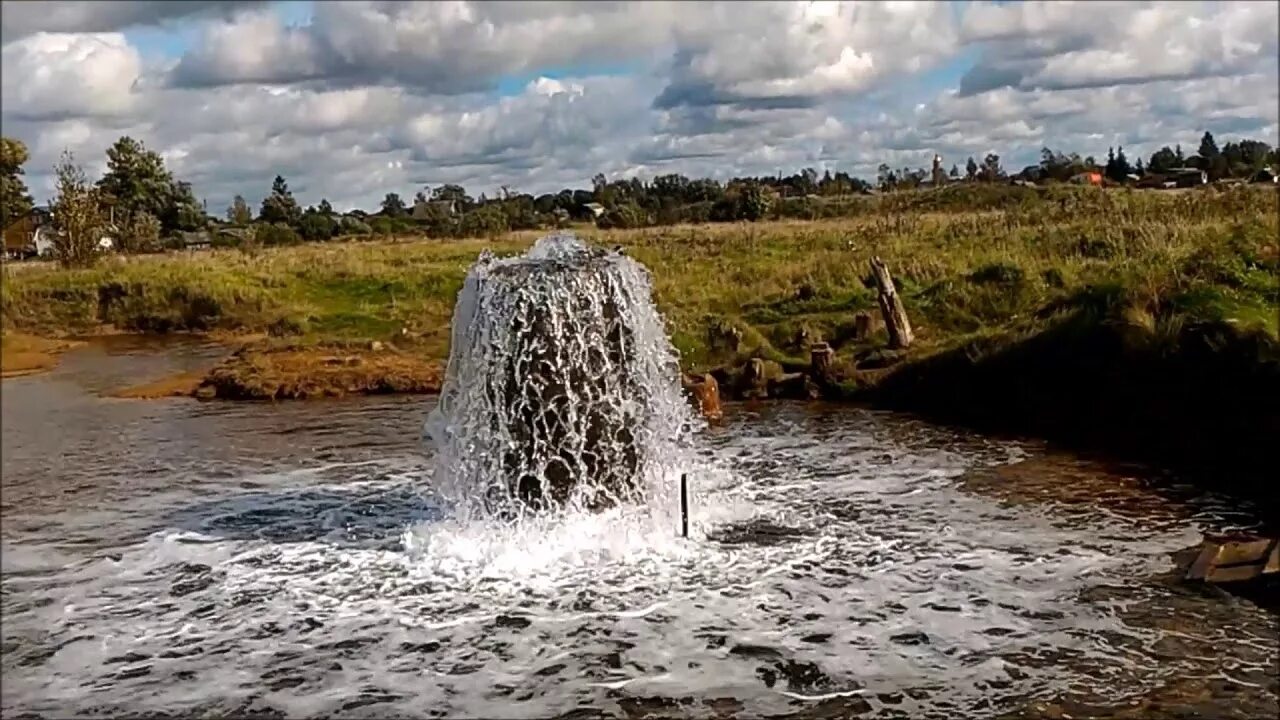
[2,185,1276,371]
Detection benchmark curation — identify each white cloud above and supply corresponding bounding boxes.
[1,32,142,120]
[1,0,1276,213]
[0,0,264,41]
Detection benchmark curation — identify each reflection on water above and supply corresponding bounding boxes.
[1,342,1276,719]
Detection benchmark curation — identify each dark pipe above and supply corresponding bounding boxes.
[680,473,689,538]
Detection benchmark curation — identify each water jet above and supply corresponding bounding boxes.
[425,233,698,521]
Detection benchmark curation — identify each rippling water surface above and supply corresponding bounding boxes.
[2,340,1276,719]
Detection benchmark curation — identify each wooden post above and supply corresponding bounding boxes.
[869,256,913,349]
[810,342,834,384]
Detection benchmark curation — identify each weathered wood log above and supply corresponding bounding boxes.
[810,342,834,384]
[849,310,880,340]
[870,256,913,349]
[1186,537,1280,584]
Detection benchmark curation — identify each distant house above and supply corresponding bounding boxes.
[1069,172,1103,186]
[1167,167,1208,187]
[3,206,54,260]
[583,202,606,219]
[176,230,213,250]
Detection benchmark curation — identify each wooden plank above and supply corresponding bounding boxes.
[1213,539,1276,568]
[1206,563,1269,584]
[1186,538,1280,584]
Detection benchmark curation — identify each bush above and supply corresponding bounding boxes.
[298,213,336,241]
[256,222,302,246]
[968,262,1026,286]
[339,216,372,236]
[459,205,510,238]
[121,211,163,253]
[596,203,649,230]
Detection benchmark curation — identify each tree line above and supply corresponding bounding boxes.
[2,130,1276,267]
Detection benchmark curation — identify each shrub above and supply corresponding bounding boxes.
[968,262,1026,286]
[298,213,336,241]
[459,205,510,238]
[339,216,373,236]
[256,222,301,246]
[597,203,649,230]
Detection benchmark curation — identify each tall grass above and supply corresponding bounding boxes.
[2,185,1275,368]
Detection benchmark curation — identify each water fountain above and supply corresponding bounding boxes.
[424,233,700,522]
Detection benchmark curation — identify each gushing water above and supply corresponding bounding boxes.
[424,233,702,525]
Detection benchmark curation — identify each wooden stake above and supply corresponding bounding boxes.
[870,256,914,349]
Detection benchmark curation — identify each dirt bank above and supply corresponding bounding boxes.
[196,341,444,400]
[859,311,1280,509]
[0,333,84,379]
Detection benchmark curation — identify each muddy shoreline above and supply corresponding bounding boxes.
[6,312,1277,512]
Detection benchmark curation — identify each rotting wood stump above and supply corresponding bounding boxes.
[1185,537,1280,585]
[869,256,914,350]
[683,372,723,421]
[810,342,834,385]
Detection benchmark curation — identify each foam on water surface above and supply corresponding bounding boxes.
[1,234,1276,718]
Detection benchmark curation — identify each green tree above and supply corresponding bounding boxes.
[165,180,204,232]
[1197,131,1219,161]
[431,184,474,210]
[1,137,34,228]
[298,211,335,241]
[122,210,162,253]
[979,153,1003,182]
[50,151,106,268]
[259,175,301,225]
[1148,146,1178,174]
[965,156,978,180]
[318,198,334,215]
[97,137,173,231]
[380,192,407,217]
[227,195,252,224]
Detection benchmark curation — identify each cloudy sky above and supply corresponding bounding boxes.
[1,0,1276,212]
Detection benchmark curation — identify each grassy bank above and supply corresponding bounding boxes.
[5,185,1275,361]
[2,184,1277,491]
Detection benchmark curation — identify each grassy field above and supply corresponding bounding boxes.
[2,184,1276,370]
[3,183,1276,496]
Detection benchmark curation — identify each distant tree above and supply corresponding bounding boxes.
[380,192,407,217]
[1106,146,1132,182]
[1198,131,1220,160]
[165,181,205,232]
[298,210,335,241]
[227,195,252,225]
[97,136,171,225]
[318,198,334,215]
[259,175,301,225]
[1134,158,1145,176]
[430,184,473,210]
[950,164,959,179]
[1175,144,1184,165]
[965,156,978,180]
[50,151,106,268]
[979,153,1003,182]
[1148,146,1178,174]
[96,136,202,238]
[1,137,34,228]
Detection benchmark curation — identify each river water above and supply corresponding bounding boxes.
[2,339,1276,719]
